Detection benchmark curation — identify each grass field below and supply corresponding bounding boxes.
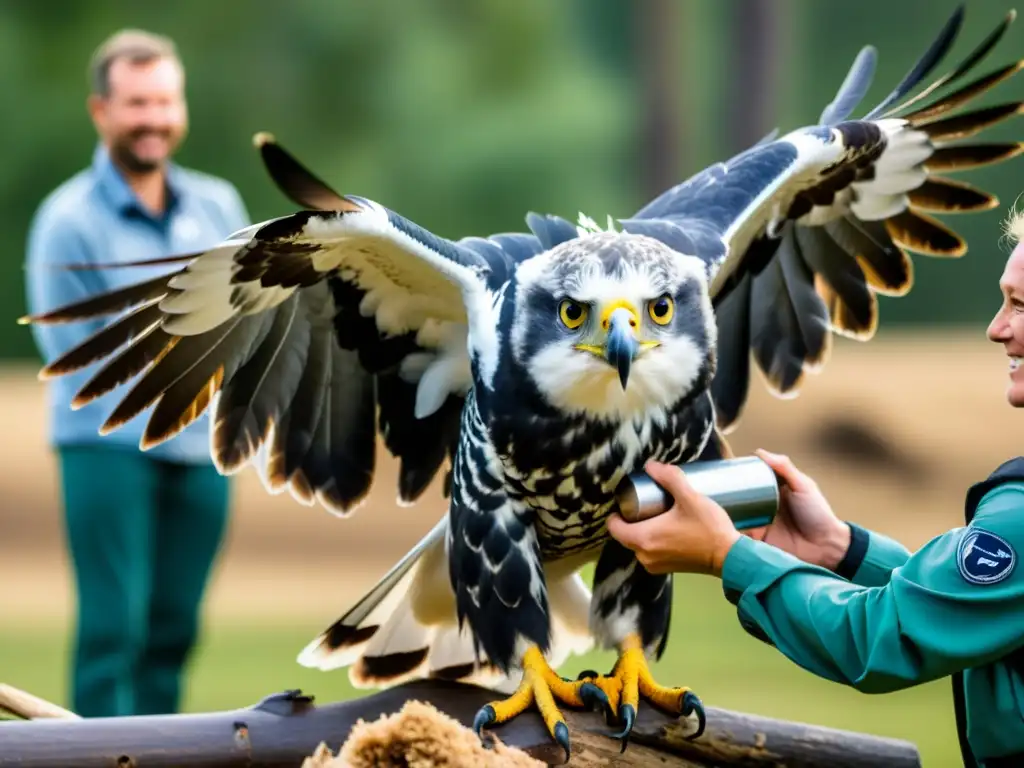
[2,331,1016,768]
[2,573,958,765]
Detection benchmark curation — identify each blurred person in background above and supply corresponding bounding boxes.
[23,28,250,718]
[608,206,1024,768]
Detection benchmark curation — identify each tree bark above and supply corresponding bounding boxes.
[634,0,684,201]
[0,680,922,767]
[726,0,786,154]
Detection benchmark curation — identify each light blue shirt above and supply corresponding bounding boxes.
[24,144,250,464]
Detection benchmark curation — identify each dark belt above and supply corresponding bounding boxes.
[983,754,1024,767]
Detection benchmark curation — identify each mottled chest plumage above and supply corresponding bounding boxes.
[494,394,715,558]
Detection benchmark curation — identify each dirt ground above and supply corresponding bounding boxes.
[0,328,1017,625]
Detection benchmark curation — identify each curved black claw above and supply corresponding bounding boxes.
[610,702,636,748]
[681,691,706,740]
[554,721,571,763]
[473,704,497,748]
[576,669,601,681]
[578,681,614,722]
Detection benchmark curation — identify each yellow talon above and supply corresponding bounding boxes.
[575,633,706,746]
[472,636,704,756]
[473,646,579,760]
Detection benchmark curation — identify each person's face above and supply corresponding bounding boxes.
[87,55,188,174]
[987,242,1024,407]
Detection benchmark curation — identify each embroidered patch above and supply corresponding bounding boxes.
[957,529,1016,586]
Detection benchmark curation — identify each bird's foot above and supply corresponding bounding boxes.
[573,633,705,751]
[473,645,587,762]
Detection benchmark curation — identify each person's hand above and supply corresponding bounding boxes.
[607,459,741,577]
[746,449,851,571]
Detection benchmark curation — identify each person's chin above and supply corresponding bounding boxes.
[113,146,163,174]
[1006,380,1024,408]
[132,146,169,166]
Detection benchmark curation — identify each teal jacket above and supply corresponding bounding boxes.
[722,460,1024,767]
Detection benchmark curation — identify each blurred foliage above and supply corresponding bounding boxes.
[2,0,1024,361]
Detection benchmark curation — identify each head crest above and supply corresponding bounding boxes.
[576,212,619,237]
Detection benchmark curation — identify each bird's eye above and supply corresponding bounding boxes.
[648,295,674,325]
[558,299,588,330]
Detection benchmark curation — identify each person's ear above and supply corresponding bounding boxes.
[87,94,107,136]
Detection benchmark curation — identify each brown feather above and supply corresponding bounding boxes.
[923,142,1024,172]
[142,366,225,448]
[100,322,240,434]
[823,217,913,296]
[321,622,379,653]
[884,209,966,257]
[915,102,1024,142]
[254,132,359,212]
[39,302,163,379]
[815,274,878,340]
[91,338,181,430]
[73,329,176,409]
[906,176,998,213]
[18,272,171,325]
[796,226,875,336]
[352,649,430,687]
[903,60,1024,124]
[56,252,201,271]
[883,9,1018,119]
[288,468,316,505]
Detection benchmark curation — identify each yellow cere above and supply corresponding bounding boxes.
[599,298,640,330]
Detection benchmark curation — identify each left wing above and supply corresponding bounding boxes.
[19,191,541,516]
[18,129,597,516]
[618,4,1024,431]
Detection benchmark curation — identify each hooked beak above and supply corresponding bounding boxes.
[605,307,639,389]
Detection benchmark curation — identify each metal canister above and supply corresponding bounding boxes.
[615,455,780,530]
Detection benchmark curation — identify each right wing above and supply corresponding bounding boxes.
[618,4,1024,432]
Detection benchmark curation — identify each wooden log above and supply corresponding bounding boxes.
[0,679,922,767]
[0,684,80,721]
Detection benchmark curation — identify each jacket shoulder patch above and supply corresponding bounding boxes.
[957,528,1016,586]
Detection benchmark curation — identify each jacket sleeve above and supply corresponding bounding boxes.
[24,211,107,363]
[840,522,912,588]
[721,482,1024,693]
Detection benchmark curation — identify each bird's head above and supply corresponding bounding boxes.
[507,230,716,421]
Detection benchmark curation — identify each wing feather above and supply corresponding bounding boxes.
[39,300,163,379]
[23,188,519,516]
[253,132,353,211]
[620,4,1024,433]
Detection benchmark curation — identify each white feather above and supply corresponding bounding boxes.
[298,515,597,687]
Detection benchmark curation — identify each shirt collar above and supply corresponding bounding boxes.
[91,143,185,221]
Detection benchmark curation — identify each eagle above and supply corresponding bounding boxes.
[20,4,1024,758]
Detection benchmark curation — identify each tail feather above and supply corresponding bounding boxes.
[296,566,419,673]
[297,519,594,692]
[351,605,434,688]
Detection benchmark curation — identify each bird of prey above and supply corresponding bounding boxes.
[20,4,1024,758]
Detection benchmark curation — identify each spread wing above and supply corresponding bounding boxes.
[20,181,546,516]
[618,5,1024,431]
